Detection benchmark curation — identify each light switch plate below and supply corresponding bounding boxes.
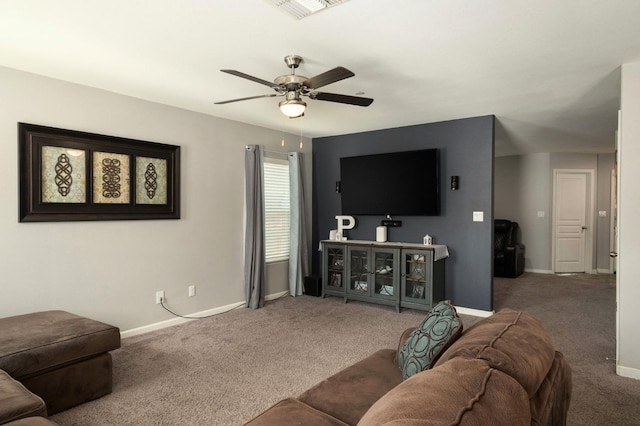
[473,211,484,222]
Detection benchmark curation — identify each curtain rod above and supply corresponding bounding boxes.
[245,146,295,157]
[264,150,290,156]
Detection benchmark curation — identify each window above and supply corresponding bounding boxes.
[263,158,290,262]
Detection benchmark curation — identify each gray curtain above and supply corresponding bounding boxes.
[288,152,309,296]
[244,145,265,309]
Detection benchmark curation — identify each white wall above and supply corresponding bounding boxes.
[495,153,553,272]
[0,66,312,332]
[618,61,640,377]
[596,154,615,272]
[495,152,614,273]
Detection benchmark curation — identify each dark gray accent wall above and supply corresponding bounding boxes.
[312,115,495,311]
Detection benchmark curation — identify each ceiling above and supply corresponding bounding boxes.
[1,0,639,156]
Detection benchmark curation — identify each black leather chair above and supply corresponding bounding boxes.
[494,219,525,278]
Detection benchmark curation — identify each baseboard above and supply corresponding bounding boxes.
[266,290,290,301]
[617,364,640,380]
[454,306,494,318]
[121,290,291,339]
[524,268,554,274]
[524,268,614,275]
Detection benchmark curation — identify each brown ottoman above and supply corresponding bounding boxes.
[0,311,120,414]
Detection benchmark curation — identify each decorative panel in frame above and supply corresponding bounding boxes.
[135,156,168,205]
[19,123,180,222]
[92,152,131,204]
[41,145,87,203]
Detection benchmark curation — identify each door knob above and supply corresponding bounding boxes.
[610,252,618,258]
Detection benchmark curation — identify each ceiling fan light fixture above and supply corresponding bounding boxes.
[279,99,307,117]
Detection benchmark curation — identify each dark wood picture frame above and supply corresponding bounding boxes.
[19,123,180,222]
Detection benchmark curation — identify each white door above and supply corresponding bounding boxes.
[554,171,591,273]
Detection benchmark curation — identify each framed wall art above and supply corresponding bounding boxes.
[19,123,180,222]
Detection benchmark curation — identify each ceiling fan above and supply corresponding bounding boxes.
[215,55,373,118]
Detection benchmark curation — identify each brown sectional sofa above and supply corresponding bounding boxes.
[246,308,572,425]
[0,370,55,425]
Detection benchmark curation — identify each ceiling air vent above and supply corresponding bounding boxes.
[265,0,350,20]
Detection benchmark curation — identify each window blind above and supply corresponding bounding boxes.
[263,158,290,262]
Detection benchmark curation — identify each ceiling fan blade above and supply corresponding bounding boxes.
[312,92,374,107]
[220,69,279,88]
[303,67,355,89]
[215,94,277,105]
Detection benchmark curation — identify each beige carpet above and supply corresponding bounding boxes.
[50,273,640,425]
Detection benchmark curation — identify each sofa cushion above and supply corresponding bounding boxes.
[244,398,349,426]
[298,349,402,426]
[357,358,530,426]
[397,300,462,380]
[434,309,555,397]
[0,311,121,379]
[0,369,47,424]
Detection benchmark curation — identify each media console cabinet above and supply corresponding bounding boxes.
[320,240,448,312]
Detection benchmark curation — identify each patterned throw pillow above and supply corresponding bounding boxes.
[397,300,463,380]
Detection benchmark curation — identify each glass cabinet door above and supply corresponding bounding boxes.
[401,250,432,306]
[373,249,397,299]
[348,248,370,294]
[325,245,345,289]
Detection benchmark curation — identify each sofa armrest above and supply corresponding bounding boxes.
[530,351,572,426]
[3,417,58,426]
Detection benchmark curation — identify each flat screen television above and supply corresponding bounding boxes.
[340,148,439,216]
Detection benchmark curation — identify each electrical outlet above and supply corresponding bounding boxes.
[188,285,196,297]
[155,290,164,304]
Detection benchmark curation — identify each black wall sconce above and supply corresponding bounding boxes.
[451,176,459,191]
